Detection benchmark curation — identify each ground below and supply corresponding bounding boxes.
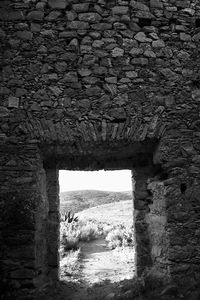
[59,237,135,299]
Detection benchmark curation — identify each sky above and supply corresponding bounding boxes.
[59,170,132,193]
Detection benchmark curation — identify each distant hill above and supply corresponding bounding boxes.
[60,190,132,214]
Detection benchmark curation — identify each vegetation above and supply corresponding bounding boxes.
[60,217,103,253]
[105,225,134,249]
[59,195,135,285]
[60,210,134,254]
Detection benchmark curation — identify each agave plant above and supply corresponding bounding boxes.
[64,211,79,223]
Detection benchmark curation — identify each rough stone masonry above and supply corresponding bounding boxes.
[0,0,200,299]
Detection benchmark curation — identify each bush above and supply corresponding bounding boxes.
[60,218,103,254]
[79,221,102,242]
[105,225,134,249]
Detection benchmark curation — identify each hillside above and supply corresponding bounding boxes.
[60,190,132,214]
[78,200,133,226]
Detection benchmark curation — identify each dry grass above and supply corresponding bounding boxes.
[77,200,133,227]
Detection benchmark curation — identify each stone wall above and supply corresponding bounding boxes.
[1,0,200,298]
[0,145,49,299]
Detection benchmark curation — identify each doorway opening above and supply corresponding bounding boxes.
[59,169,136,298]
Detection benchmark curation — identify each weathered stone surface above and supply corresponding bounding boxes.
[134,32,152,43]
[126,71,138,78]
[152,39,165,48]
[46,11,61,21]
[112,47,124,57]
[180,33,191,42]
[16,31,33,40]
[68,21,89,30]
[112,6,129,15]
[0,106,9,117]
[73,3,89,12]
[7,11,25,21]
[150,0,163,9]
[78,13,102,23]
[27,11,44,21]
[48,0,67,9]
[8,96,19,108]
[130,0,149,11]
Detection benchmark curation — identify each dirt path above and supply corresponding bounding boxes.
[79,238,135,284]
[60,237,135,299]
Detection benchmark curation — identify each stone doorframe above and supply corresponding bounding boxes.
[45,164,169,283]
[43,139,168,284]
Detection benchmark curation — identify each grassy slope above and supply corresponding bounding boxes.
[60,190,132,214]
[77,200,134,227]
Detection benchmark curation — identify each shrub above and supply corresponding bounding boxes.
[60,218,104,254]
[105,225,134,249]
[79,221,102,242]
[106,228,124,249]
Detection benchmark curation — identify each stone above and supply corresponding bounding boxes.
[80,45,92,54]
[15,88,27,97]
[91,23,112,31]
[150,0,163,9]
[37,45,47,54]
[11,269,35,279]
[164,95,175,107]
[152,39,165,48]
[73,3,89,12]
[63,72,78,83]
[134,32,152,43]
[36,2,46,10]
[0,106,9,117]
[180,33,191,42]
[66,11,77,21]
[78,13,102,23]
[55,62,67,72]
[8,96,19,108]
[30,23,41,32]
[69,38,79,49]
[105,293,115,300]
[0,28,6,39]
[112,47,124,57]
[105,77,117,84]
[193,33,200,41]
[126,71,138,78]
[48,0,67,9]
[129,47,143,56]
[92,40,104,48]
[78,69,92,77]
[130,0,149,11]
[144,50,156,58]
[46,11,61,21]
[131,58,148,65]
[8,11,25,21]
[160,68,178,81]
[149,32,159,40]
[49,86,62,96]
[16,31,33,40]
[182,8,195,16]
[109,108,126,119]
[69,21,89,30]
[112,6,129,15]
[175,25,187,32]
[59,31,77,39]
[135,10,153,19]
[27,11,44,21]
[86,87,102,96]
[0,87,10,95]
